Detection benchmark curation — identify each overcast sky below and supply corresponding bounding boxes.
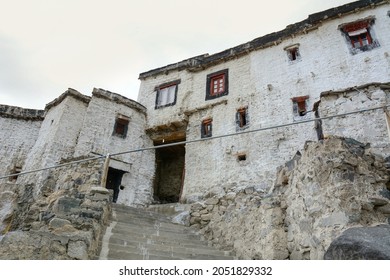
[0,0,353,109]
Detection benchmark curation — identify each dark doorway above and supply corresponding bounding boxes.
[154,143,185,204]
[105,167,126,203]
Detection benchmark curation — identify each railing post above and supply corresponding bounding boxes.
[100,153,110,188]
[384,108,390,142]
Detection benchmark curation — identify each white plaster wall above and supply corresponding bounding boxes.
[0,117,42,178]
[320,87,390,156]
[74,93,154,206]
[250,5,390,103]
[138,4,390,201]
[20,96,89,191]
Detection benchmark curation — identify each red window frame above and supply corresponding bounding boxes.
[210,74,225,96]
[350,32,372,48]
[237,108,247,128]
[206,69,228,100]
[113,117,129,138]
[291,96,309,117]
[342,21,373,49]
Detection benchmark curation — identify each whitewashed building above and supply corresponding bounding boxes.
[137,0,390,203]
[0,88,154,206]
[1,0,389,206]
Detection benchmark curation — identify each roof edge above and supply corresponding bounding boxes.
[45,88,91,111]
[0,104,45,121]
[92,88,147,115]
[139,0,388,79]
[320,82,390,98]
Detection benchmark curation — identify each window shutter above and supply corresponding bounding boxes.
[348,28,367,36]
[235,111,240,126]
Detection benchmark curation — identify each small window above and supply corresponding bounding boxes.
[285,44,301,62]
[113,116,129,138]
[340,19,379,54]
[291,96,309,118]
[211,74,225,95]
[236,107,249,130]
[201,118,212,138]
[284,44,301,63]
[206,69,228,100]
[237,154,247,161]
[155,80,180,109]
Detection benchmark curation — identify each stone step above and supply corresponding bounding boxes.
[110,228,204,244]
[107,232,210,248]
[113,221,199,237]
[102,241,232,258]
[99,204,236,260]
[105,231,224,252]
[104,246,235,260]
[114,209,170,220]
[113,204,171,220]
[113,216,191,233]
[109,232,202,245]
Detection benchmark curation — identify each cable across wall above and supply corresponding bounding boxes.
[1,104,389,180]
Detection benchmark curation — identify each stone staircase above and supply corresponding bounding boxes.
[98,204,235,260]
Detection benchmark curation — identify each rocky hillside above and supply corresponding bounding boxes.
[189,136,390,259]
[0,158,111,259]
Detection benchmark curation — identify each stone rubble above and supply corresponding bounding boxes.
[324,224,390,260]
[189,136,390,259]
[0,157,111,259]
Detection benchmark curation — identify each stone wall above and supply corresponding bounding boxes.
[320,83,390,156]
[0,157,111,259]
[283,137,390,259]
[0,105,43,178]
[189,137,390,259]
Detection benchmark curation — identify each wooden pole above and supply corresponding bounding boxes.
[384,109,390,142]
[100,153,110,188]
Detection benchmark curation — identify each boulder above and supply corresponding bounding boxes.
[324,224,390,260]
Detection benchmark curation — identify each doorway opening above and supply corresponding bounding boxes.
[153,142,185,204]
[105,167,126,203]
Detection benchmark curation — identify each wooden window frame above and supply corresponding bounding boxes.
[210,74,225,96]
[291,96,309,117]
[284,44,301,63]
[155,80,180,109]
[201,118,212,138]
[340,18,379,54]
[206,69,229,100]
[113,116,129,138]
[236,107,249,130]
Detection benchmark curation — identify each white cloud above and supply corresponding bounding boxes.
[0,0,353,109]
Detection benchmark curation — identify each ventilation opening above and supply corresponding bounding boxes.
[153,141,185,204]
[237,154,247,161]
[105,167,126,203]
